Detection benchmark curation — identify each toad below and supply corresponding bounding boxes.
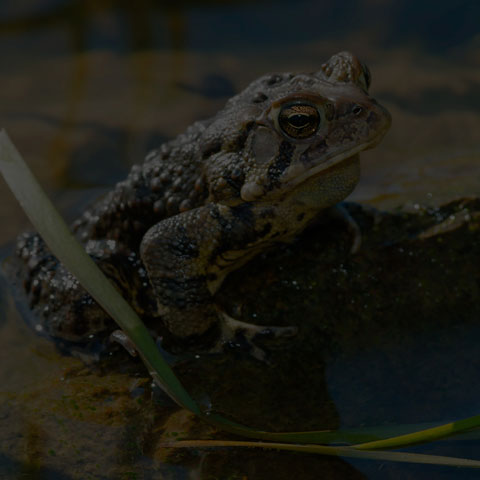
[15,52,391,359]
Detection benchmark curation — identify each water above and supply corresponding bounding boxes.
[1,1,479,478]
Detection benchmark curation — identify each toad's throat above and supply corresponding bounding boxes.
[281,142,367,189]
[239,143,366,202]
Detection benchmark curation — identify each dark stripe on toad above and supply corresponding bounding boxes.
[267,141,294,187]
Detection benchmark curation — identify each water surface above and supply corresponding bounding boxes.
[1,1,479,478]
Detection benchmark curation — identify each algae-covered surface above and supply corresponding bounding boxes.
[1,1,480,478]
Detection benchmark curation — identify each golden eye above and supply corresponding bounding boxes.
[278,103,320,139]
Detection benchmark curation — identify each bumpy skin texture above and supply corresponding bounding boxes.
[15,52,391,347]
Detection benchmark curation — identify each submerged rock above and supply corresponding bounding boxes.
[196,197,480,429]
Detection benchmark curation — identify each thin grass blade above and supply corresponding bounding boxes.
[0,129,200,414]
[160,440,480,468]
[354,415,480,450]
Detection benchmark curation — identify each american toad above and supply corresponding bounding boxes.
[15,52,391,358]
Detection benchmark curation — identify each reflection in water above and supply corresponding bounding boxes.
[47,53,88,182]
[0,1,185,51]
[0,1,193,183]
[20,421,47,478]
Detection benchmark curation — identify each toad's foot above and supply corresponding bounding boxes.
[212,312,298,362]
[110,329,138,356]
[332,204,362,254]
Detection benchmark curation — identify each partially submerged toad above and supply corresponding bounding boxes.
[15,52,391,359]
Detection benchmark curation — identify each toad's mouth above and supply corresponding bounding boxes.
[239,144,366,203]
[280,141,369,189]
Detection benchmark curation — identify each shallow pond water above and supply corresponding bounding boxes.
[1,1,480,479]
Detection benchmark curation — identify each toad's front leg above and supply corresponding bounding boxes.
[140,203,296,359]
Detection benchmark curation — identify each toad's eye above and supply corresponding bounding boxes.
[278,103,320,139]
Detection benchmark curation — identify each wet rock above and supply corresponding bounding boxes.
[3,197,480,478]
[183,197,480,430]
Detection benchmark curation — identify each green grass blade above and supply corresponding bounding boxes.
[0,129,200,414]
[160,440,480,468]
[204,413,480,448]
[203,412,381,444]
[354,415,480,450]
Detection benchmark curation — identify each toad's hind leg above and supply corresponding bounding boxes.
[140,203,298,359]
